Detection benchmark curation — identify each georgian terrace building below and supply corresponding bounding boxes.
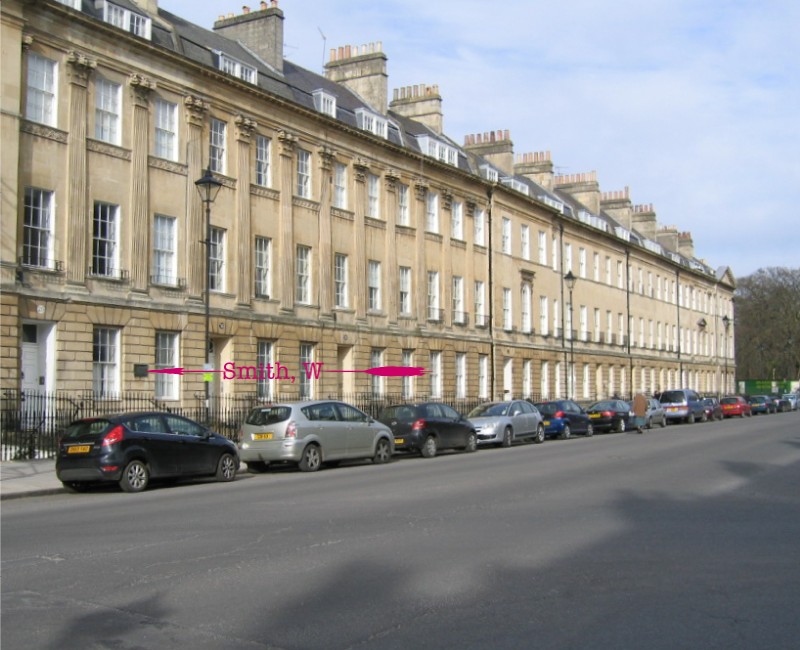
[0,0,736,409]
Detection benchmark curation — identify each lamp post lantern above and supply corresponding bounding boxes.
[722,314,731,394]
[564,270,577,399]
[195,168,222,418]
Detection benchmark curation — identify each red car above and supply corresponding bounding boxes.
[720,396,752,418]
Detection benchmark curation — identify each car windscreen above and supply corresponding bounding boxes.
[61,419,114,440]
[245,406,291,426]
[534,403,558,415]
[379,405,418,421]
[468,403,508,417]
[589,401,615,410]
[720,397,738,405]
[659,391,686,403]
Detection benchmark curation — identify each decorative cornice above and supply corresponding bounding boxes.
[87,138,132,161]
[414,177,429,201]
[184,95,209,127]
[22,35,33,51]
[234,114,257,142]
[353,157,370,183]
[441,189,453,211]
[277,129,297,156]
[318,146,336,171]
[250,185,280,201]
[148,156,188,175]
[292,197,320,212]
[21,120,68,144]
[384,168,400,192]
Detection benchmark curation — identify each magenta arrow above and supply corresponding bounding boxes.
[323,366,428,377]
[148,367,224,376]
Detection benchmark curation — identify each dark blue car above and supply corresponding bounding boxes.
[533,400,594,439]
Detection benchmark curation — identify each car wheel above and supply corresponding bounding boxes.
[700,411,708,423]
[298,444,322,472]
[501,427,513,448]
[464,432,478,453]
[646,417,653,430]
[247,461,269,473]
[62,481,89,493]
[687,412,695,424]
[216,453,237,482]
[585,423,594,437]
[661,415,667,428]
[421,435,438,458]
[534,423,545,444]
[120,460,149,493]
[372,438,392,464]
[560,424,571,440]
[615,418,626,433]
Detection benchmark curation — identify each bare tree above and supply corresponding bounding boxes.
[734,267,800,381]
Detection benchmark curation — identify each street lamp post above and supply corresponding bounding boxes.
[195,168,222,420]
[722,314,731,394]
[564,270,577,399]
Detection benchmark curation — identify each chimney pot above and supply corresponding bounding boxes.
[243,6,250,14]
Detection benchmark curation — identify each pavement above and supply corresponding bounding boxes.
[1,459,64,500]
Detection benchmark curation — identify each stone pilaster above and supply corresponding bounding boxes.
[66,51,96,284]
[353,158,369,321]
[183,95,208,299]
[384,169,400,324]
[277,130,297,312]
[317,146,335,316]
[413,177,429,325]
[128,74,156,291]
[235,114,257,305]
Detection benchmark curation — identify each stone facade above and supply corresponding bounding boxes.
[0,0,736,407]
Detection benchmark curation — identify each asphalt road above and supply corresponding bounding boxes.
[3,413,800,650]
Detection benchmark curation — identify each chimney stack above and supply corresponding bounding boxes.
[463,130,514,176]
[325,42,388,114]
[677,231,695,259]
[656,225,680,253]
[213,1,284,73]
[390,84,443,134]
[600,186,632,228]
[514,151,554,190]
[554,171,600,214]
[631,203,657,240]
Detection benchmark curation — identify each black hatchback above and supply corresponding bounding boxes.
[377,402,477,458]
[56,411,239,493]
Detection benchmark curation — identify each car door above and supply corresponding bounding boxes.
[439,404,468,448]
[125,414,179,477]
[335,402,377,457]
[302,402,347,459]
[566,400,588,433]
[518,400,539,435]
[164,414,217,476]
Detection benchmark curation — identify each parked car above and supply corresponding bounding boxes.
[586,399,633,433]
[468,400,545,447]
[56,411,239,493]
[533,400,594,439]
[378,402,477,458]
[701,397,724,421]
[658,389,707,424]
[720,395,752,418]
[628,397,667,429]
[781,393,798,411]
[748,395,772,415]
[239,401,394,472]
[771,395,792,413]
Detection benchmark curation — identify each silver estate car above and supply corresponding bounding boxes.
[238,401,394,472]
[468,400,545,447]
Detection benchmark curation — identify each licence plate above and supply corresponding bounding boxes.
[68,445,92,454]
[543,420,551,426]
[394,438,405,445]
[589,413,601,419]
[252,433,273,441]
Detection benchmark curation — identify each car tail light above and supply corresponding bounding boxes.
[554,411,566,419]
[284,420,298,438]
[412,418,426,431]
[101,425,125,447]
[602,411,614,417]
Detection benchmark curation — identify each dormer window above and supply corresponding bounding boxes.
[312,90,337,118]
[480,165,499,182]
[538,194,565,214]
[96,1,152,39]
[355,108,388,138]
[56,0,81,9]
[500,177,530,196]
[417,135,458,167]
[216,52,257,85]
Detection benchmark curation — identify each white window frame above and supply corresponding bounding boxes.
[92,202,120,278]
[312,89,337,117]
[209,119,227,174]
[452,276,465,324]
[254,236,271,298]
[538,231,547,265]
[93,327,120,397]
[95,77,121,145]
[368,260,382,311]
[503,288,513,331]
[333,162,347,209]
[152,215,177,286]
[255,135,271,187]
[296,149,311,198]
[355,108,388,138]
[579,247,587,279]
[296,245,311,304]
[217,51,257,84]
[427,271,440,321]
[334,253,348,308]
[209,227,226,292]
[100,1,152,39]
[299,343,315,399]
[540,296,549,336]
[502,217,511,254]
[154,99,178,161]
[154,331,179,400]
[474,208,486,246]
[455,352,466,399]
[370,348,385,396]
[22,187,54,269]
[478,354,489,399]
[426,192,439,233]
[474,280,485,326]
[397,183,409,226]
[451,201,464,240]
[523,360,532,398]
[521,283,532,333]
[402,349,414,399]
[429,351,442,399]
[367,173,380,218]
[257,340,274,401]
[26,53,58,127]
[399,266,412,315]
[521,224,530,260]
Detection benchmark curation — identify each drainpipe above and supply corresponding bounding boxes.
[487,186,496,400]
[560,223,567,398]
[626,248,632,399]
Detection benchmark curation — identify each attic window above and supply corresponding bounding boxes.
[355,109,388,138]
[96,1,152,39]
[480,165,499,182]
[417,135,458,167]
[500,178,529,196]
[312,90,337,118]
[56,0,81,9]
[216,52,257,85]
[538,194,565,214]
[614,226,631,242]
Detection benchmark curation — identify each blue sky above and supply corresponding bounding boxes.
[159,0,799,278]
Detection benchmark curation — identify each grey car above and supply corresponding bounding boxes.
[468,400,545,447]
[238,400,394,472]
[633,398,667,429]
